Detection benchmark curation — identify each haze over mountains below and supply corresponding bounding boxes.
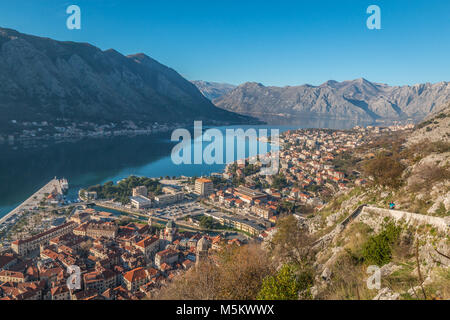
[0,27,250,130]
[190,80,236,101]
[195,79,450,124]
[1,27,448,131]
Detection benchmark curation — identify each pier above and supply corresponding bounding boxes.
[0,178,68,225]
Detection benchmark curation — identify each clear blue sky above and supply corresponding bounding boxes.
[0,0,449,86]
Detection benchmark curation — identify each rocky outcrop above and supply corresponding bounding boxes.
[373,287,400,300]
[406,103,450,146]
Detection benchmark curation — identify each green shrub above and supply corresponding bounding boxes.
[433,202,449,217]
[257,264,313,300]
[362,221,402,266]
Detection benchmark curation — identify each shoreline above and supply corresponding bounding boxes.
[0,120,263,145]
[0,123,365,223]
[0,178,67,225]
[0,123,292,222]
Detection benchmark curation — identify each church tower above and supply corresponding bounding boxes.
[160,220,177,243]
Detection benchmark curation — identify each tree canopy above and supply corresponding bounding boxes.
[86,175,162,204]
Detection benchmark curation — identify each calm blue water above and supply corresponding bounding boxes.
[0,120,362,218]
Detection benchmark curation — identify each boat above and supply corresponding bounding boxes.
[60,178,69,194]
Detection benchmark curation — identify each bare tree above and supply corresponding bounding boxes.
[155,244,272,300]
[267,215,316,269]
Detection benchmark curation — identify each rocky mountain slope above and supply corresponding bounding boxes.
[213,79,450,123]
[304,114,449,300]
[191,80,236,101]
[407,103,450,146]
[0,27,251,131]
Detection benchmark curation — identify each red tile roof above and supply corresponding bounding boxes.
[123,267,147,283]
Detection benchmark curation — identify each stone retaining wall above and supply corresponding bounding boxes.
[361,206,449,232]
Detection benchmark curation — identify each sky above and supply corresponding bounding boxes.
[0,0,449,87]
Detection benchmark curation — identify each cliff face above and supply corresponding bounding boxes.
[213,79,450,123]
[0,28,250,128]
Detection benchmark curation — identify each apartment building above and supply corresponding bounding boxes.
[122,267,151,292]
[251,205,275,220]
[0,270,27,283]
[134,236,160,262]
[155,248,179,268]
[86,222,118,239]
[83,269,117,293]
[11,222,76,256]
[195,178,214,197]
[154,192,184,206]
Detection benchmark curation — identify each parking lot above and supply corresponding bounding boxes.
[151,200,206,220]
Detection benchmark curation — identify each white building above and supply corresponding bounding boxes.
[130,195,152,209]
[195,178,214,197]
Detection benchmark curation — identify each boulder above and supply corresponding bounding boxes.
[373,287,400,300]
[321,267,332,281]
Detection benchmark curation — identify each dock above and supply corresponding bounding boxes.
[0,178,69,225]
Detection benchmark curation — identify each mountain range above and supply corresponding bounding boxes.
[190,80,236,101]
[1,27,448,131]
[200,79,450,123]
[0,27,251,132]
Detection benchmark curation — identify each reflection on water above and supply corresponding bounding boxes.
[0,132,178,215]
[0,119,365,217]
